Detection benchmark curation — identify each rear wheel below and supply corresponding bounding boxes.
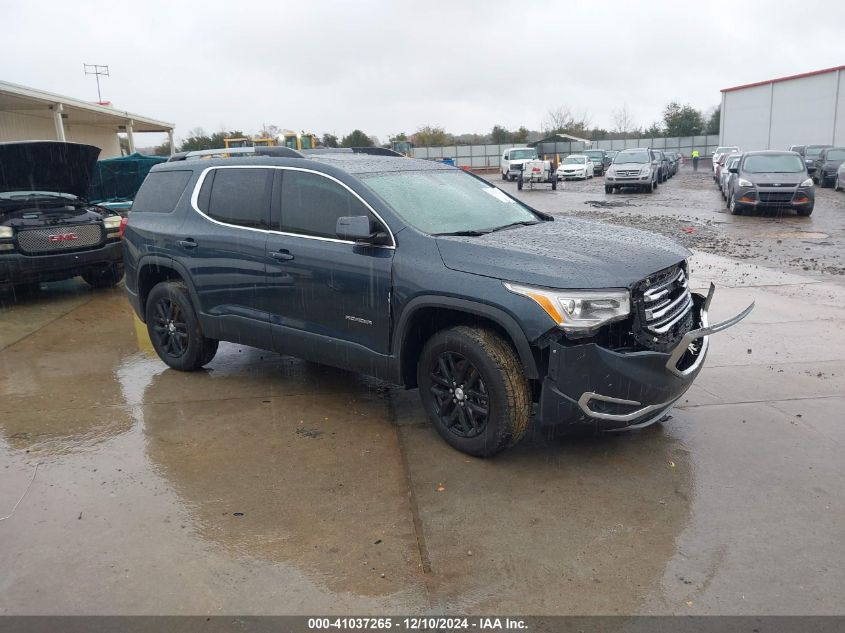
[145,281,218,371]
[417,326,531,457]
[517,177,523,190]
[82,263,123,289]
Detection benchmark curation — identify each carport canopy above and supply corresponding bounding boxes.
[0,80,174,156]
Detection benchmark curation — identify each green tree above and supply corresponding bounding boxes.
[511,126,529,143]
[178,129,246,152]
[321,133,339,148]
[340,129,374,147]
[705,106,721,135]
[662,101,704,137]
[542,106,591,137]
[389,132,408,142]
[643,122,664,138]
[412,125,452,147]
[152,140,172,156]
[490,125,511,144]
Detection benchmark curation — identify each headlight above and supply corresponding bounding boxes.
[640,166,651,176]
[0,226,13,239]
[103,215,122,229]
[800,178,813,187]
[737,178,753,187]
[504,283,630,334]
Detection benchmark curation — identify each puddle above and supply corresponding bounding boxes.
[760,231,830,239]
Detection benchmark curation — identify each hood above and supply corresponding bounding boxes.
[609,162,648,170]
[745,171,804,186]
[0,141,101,199]
[435,217,689,290]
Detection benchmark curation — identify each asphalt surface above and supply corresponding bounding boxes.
[1,168,844,615]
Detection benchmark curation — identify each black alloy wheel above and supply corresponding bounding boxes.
[151,296,189,359]
[428,351,489,439]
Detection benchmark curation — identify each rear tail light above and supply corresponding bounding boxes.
[119,217,128,238]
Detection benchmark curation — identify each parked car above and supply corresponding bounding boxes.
[836,162,845,192]
[583,149,609,176]
[712,146,740,175]
[720,155,742,199]
[664,152,680,176]
[812,147,845,188]
[788,144,806,156]
[605,150,618,163]
[556,155,595,180]
[0,141,126,295]
[501,147,538,181]
[124,147,751,456]
[713,151,738,185]
[802,144,832,174]
[727,150,814,216]
[652,150,670,183]
[604,148,660,193]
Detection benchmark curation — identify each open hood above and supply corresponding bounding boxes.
[0,141,101,199]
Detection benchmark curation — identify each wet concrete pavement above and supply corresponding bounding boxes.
[1,170,844,615]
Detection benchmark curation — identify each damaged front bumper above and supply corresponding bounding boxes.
[536,285,754,431]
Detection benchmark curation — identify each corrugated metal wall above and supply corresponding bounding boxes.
[721,67,844,150]
[0,111,121,157]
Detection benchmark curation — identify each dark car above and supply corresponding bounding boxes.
[652,150,670,183]
[124,147,751,457]
[583,150,609,176]
[812,147,845,188]
[802,144,832,174]
[604,148,660,193]
[727,150,814,216]
[0,141,125,294]
[664,152,679,176]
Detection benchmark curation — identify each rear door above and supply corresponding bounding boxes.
[263,168,393,357]
[176,166,272,348]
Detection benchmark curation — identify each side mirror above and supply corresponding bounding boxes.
[729,167,738,174]
[336,215,387,245]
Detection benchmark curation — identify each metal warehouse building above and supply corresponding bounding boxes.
[720,65,844,151]
[0,80,173,158]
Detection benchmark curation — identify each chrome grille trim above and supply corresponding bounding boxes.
[16,224,104,254]
[633,264,694,349]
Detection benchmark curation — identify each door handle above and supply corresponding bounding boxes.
[177,239,198,249]
[270,250,294,261]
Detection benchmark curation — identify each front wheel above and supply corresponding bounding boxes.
[552,180,557,190]
[501,171,506,181]
[835,177,842,192]
[796,205,814,217]
[417,326,531,457]
[729,195,743,215]
[605,185,613,194]
[145,281,218,371]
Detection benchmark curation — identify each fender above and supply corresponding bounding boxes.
[394,295,539,380]
[134,254,203,321]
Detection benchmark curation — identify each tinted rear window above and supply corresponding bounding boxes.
[201,168,270,228]
[131,171,191,213]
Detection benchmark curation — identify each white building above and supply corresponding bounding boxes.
[720,65,844,151]
[0,80,174,158]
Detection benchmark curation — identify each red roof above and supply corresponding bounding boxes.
[721,65,845,93]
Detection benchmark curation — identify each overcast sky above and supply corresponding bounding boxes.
[2,0,843,146]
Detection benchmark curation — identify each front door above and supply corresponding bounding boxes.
[263,169,393,364]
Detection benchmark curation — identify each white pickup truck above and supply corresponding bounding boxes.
[501,147,539,181]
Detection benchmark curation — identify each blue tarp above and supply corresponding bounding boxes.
[87,152,167,203]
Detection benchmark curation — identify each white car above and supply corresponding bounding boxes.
[712,146,740,177]
[501,147,539,181]
[556,155,595,180]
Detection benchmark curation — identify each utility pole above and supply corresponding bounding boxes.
[83,64,109,103]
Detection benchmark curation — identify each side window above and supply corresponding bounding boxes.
[504,151,509,160]
[131,171,191,213]
[198,168,271,229]
[280,170,375,239]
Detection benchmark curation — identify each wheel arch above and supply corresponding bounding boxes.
[135,256,200,322]
[394,296,539,388]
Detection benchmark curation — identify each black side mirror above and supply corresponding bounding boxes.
[336,215,388,245]
[729,167,739,174]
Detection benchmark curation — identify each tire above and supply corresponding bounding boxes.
[729,195,743,215]
[145,280,218,371]
[797,205,814,217]
[818,177,828,189]
[835,177,842,192]
[82,263,124,289]
[417,326,531,457]
[605,185,613,194]
[501,171,506,181]
[11,282,40,299]
[552,180,557,190]
[517,178,523,191]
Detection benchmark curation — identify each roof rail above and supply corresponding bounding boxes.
[301,147,404,157]
[167,146,304,162]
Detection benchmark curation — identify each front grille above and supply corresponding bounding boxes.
[632,265,693,351]
[758,191,794,204]
[16,224,104,255]
[616,169,639,177]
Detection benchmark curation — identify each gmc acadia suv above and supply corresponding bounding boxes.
[124,147,752,457]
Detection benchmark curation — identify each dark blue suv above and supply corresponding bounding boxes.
[124,147,752,456]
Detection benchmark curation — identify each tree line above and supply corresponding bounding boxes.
[151,100,720,154]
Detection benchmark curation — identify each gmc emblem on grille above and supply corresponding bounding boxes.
[48,233,78,242]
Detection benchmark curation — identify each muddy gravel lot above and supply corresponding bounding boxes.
[490,166,845,278]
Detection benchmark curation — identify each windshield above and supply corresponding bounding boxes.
[728,158,740,169]
[743,154,805,173]
[584,152,603,159]
[508,149,536,160]
[562,157,586,164]
[363,170,538,235]
[805,146,829,158]
[614,150,649,164]
[715,147,738,155]
[826,149,845,161]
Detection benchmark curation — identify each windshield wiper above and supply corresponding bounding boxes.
[434,229,491,237]
[487,220,539,233]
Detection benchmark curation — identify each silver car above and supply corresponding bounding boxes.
[835,162,845,192]
[721,155,742,200]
